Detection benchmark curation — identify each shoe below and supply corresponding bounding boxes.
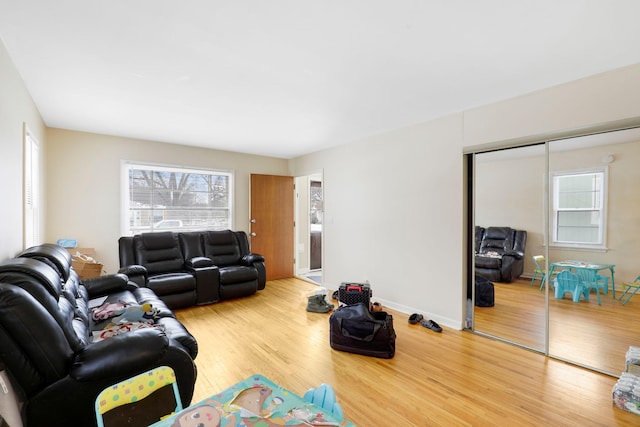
[408,313,423,324]
[306,294,334,313]
[420,319,442,333]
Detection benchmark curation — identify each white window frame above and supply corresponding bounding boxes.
[121,161,234,236]
[551,167,608,250]
[24,124,40,248]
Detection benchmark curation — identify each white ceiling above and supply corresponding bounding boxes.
[1,1,640,159]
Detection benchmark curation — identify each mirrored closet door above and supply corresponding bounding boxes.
[473,144,546,352]
[547,127,640,374]
[471,126,640,375]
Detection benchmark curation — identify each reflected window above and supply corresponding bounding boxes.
[552,168,606,247]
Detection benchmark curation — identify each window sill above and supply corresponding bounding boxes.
[548,243,608,253]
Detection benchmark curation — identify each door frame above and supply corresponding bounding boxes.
[294,170,324,278]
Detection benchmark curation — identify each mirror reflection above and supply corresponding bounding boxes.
[548,127,640,374]
[473,144,546,351]
[473,126,640,375]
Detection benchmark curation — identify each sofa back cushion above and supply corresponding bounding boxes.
[203,230,242,266]
[0,258,85,351]
[20,243,73,282]
[134,232,185,274]
[480,227,514,254]
[0,283,75,397]
[178,232,205,260]
[118,236,136,268]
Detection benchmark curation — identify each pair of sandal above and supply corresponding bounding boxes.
[408,313,442,333]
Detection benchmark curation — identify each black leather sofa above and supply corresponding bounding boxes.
[0,244,198,427]
[118,230,266,309]
[475,226,527,282]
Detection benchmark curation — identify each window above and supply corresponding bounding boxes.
[552,168,606,248]
[122,163,233,235]
[24,125,40,248]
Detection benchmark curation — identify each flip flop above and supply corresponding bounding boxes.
[420,319,442,333]
[408,313,423,324]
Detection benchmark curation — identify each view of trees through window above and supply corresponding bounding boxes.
[125,164,233,234]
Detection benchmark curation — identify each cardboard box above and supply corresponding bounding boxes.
[67,248,103,280]
[66,248,95,257]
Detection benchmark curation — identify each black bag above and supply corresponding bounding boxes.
[338,282,372,307]
[475,274,495,307]
[329,303,395,359]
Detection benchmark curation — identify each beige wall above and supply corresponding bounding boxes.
[291,63,640,329]
[45,128,289,273]
[0,39,46,260]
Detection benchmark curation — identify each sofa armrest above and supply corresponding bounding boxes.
[70,328,168,381]
[503,250,524,259]
[500,254,525,282]
[83,273,136,298]
[185,256,214,268]
[241,253,265,266]
[117,264,148,287]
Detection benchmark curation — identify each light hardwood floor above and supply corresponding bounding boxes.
[474,277,640,375]
[174,278,638,426]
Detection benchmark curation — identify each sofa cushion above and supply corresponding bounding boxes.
[475,255,502,269]
[203,230,242,266]
[147,273,196,296]
[220,265,258,283]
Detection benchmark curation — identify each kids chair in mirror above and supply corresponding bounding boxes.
[303,383,344,421]
[619,275,640,305]
[574,268,609,306]
[553,270,589,302]
[531,255,556,291]
[95,366,182,427]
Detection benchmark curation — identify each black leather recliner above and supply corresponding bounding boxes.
[475,226,527,282]
[19,243,198,356]
[119,230,266,308]
[119,232,219,309]
[183,230,267,301]
[0,250,197,427]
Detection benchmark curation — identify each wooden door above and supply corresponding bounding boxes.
[250,174,294,280]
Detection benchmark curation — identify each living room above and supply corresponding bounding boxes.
[2,2,640,425]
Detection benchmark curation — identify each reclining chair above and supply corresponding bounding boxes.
[475,226,527,283]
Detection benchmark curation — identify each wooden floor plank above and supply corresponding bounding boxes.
[174,278,638,426]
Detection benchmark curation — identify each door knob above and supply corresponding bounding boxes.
[250,232,257,237]
[250,219,256,223]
